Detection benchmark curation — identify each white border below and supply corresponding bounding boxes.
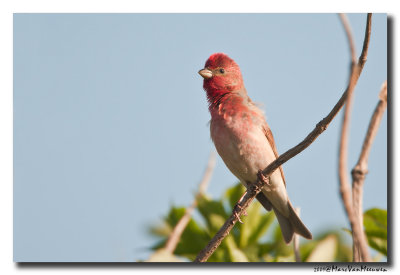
[1,1,398,274]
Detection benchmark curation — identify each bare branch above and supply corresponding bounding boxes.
[359,13,373,69]
[164,151,216,254]
[339,14,358,65]
[356,81,387,171]
[351,81,387,262]
[194,13,372,263]
[337,13,372,262]
[338,13,361,262]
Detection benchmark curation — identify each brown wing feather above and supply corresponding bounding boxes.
[263,123,286,186]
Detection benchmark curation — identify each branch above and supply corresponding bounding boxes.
[164,151,216,254]
[359,13,372,69]
[339,14,358,64]
[337,13,372,262]
[194,15,372,263]
[351,81,387,262]
[338,12,362,262]
[353,81,387,176]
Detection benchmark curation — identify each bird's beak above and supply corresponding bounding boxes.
[198,68,213,79]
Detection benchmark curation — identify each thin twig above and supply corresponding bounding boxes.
[164,151,216,254]
[358,14,373,69]
[339,14,358,64]
[351,81,387,262]
[337,13,372,262]
[338,12,361,262]
[353,81,387,178]
[194,14,373,263]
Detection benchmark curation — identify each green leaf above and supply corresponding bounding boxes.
[225,234,249,262]
[238,202,261,248]
[306,234,338,262]
[149,221,172,238]
[299,240,318,262]
[146,248,183,262]
[229,248,250,262]
[247,211,275,245]
[197,194,229,231]
[149,182,357,262]
[155,206,210,260]
[300,231,351,262]
[223,183,274,249]
[225,183,246,209]
[364,208,387,227]
[336,238,352,262]
[208,248,230,262]
[208,213,226,231]
[166,207,205,238]
[241,244,261,262]
[364,208,387,256]
[367,237,387,256]
[258,223,293,260]
[259,242,277,256]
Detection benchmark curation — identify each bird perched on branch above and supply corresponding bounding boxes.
[198,53,312,243]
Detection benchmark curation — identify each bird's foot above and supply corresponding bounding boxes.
[257,170,271,188]
[233,203,248,224]
[233,192,248,223]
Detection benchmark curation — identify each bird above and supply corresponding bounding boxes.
[198,53,312,244]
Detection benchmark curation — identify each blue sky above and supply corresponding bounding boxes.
[13,13,387,261]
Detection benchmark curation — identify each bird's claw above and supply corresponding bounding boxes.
[257,170,271,186]
[233,204,247,224]
[235,211,243,223]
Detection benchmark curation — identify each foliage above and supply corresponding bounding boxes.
[148,183,365,262]
[363,208,387,256]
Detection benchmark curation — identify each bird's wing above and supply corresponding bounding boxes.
[263,123,286,186]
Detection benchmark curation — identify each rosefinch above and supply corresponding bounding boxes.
[198,53,312,243]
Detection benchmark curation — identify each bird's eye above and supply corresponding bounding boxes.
[219,68,225,74]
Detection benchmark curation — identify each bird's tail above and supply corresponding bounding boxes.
[256,193,312,244]
[273,200,312,244]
